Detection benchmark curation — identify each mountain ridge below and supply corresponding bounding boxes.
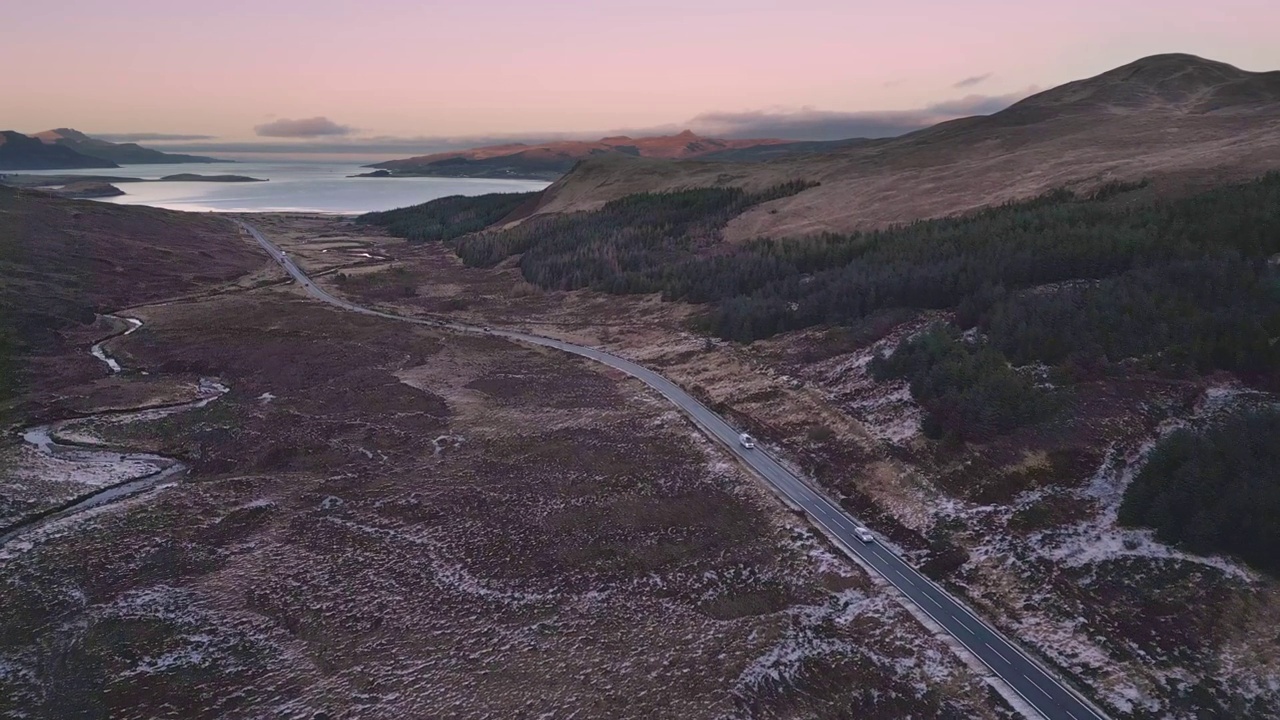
[368,130,786,180]
[523,54,1280,239]
[33,128,225,165]
[0,131,118,170]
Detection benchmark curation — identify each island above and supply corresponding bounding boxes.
[158,174,266,182]
[52,181,126,198]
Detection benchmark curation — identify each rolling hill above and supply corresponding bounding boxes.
[524,54,1280,239]
[0,131,117,170]
[33,128,224,165]
[368,130,785,180]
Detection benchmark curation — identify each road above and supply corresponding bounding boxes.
[238,220,1108,720]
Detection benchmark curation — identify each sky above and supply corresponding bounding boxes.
[3,0,1277,158]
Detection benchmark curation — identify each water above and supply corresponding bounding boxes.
[17,161,550,214]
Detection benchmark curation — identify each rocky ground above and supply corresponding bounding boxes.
[304,214,1280,719]
[1,276,1009,718]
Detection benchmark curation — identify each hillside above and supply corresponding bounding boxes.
[32,128,224,165]
[0,131,117,170]
[0,185,261,376]
[527,54,1280,239]
[368,130,785,180]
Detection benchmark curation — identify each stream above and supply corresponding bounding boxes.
[0,315,227,546]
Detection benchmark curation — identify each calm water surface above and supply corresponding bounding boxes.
[20,161,549,214]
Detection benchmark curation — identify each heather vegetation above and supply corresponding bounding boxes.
[356,191,538,243]
[362,174,1280,441]
[1120,410,1280,575]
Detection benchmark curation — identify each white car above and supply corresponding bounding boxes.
[738,433,755,449]
[853,527,875,543]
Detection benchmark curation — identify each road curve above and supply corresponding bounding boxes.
[238,220,1108,720]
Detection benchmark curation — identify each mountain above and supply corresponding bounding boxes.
[368,130,786,180]
[0,131,118,170]
[525,54,1280,239]
[32,128,224,165]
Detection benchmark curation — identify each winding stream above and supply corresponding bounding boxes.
[0,316,227,546]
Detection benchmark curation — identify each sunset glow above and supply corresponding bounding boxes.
[3,0,1278,152]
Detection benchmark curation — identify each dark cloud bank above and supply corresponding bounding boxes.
[137,90,1035,156]
[254,116,355,138]
[952,73,993,88]
[93,132,217,142]
[686,89,1034,140]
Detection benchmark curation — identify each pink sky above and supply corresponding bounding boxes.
[2,0,1277,146]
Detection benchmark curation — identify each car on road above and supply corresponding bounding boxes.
[853,526,875,543]
[738,433,755,449]
[482,326,492,333]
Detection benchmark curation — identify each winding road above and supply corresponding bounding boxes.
[238,220,1109,720]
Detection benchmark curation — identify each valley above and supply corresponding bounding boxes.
[4,49,1279,720]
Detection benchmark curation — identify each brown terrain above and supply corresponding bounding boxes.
[370,130,786,178]
[0,196,1011,717]
[272,195,1280,718]
[5,51,1280,720]
[252,54,1280,720]
[525,54,1280,240]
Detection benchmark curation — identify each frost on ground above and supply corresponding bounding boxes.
[806,315,941,445]
[836,367,1280,717]
[0,378,229,530]
[0,291,1006,720]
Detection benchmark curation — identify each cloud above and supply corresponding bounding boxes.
[952,73,992,89]
[254,116,354,138]
[93,132,217,143]
[157,133,582,157]
[685,89,1037,140]
[148,90,1040,157]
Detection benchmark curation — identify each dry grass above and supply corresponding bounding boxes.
[0,284,1004,719]
[529,110,1280,242]
[294,211,1280,718]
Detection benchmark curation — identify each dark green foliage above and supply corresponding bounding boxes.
[457,172,1280,381]
[1119,410,1280,575]
[356,191,538,243]
[982,256,1280,375]
[870,327,1058,440]
[699,173,1280,344]
[454,182,819,289]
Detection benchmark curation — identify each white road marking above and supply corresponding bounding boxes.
[243,220,1111,720]
[985,641,1012,664]
[1024,673,1051,697]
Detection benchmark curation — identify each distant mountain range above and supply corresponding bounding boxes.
[527,53,1280,238]
[366,130,786,180]
[0,129,224,170]
[0,131,117,170]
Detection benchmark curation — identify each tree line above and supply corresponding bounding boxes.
[357,191,539,243]
[1119,409,1280,576]
[360,173,1280,439]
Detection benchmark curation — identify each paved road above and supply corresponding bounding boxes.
[238,220,1108,720]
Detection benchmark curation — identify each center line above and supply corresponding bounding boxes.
[984,641,1011,664]
[1024,673,1051,697]
[952,614,977,634]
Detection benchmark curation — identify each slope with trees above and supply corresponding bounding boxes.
[1119,410,1280,574]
